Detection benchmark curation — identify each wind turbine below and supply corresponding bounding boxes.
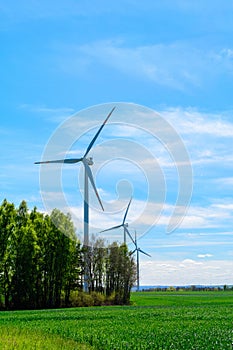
[100,197,135,244]
[131,230,151,292]
[35,106,115,291]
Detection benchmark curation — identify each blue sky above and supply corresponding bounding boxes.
[1,0,233,285]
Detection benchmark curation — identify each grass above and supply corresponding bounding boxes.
[0,291,233,349]
[0,326,92,349]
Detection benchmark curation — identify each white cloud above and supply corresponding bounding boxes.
[219,48,233,60]
[156,202,233,230]
[212,204,233,211]
[197,254,213,258]
[140,259,233,286]
[161,108,233,138]
[181,259,203,265]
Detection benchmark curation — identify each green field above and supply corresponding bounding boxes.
[0,291,233,349]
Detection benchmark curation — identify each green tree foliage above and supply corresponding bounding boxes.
[0,199,136,310]
[106,242,136,304]
[87,236,106,293]
[0,199,17,308]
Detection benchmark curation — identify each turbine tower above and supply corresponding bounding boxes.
[131,230,151,292]
[35,106,115,291]
[101,197,135,244]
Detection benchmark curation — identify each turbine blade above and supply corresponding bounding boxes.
[138,248,151,257]
[134,230,138,248]
[100,224,122,233]
[34,158,82,164]
[124,226,135,244]
[63,158,83,163]
[129,249,136,256]
[83,159,104,211]
[123,197,132,225]
[83,106,116,158]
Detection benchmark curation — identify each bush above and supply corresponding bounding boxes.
[167,286,176,292]
[68,291,107,307]
[80,293,94,307]
[90,292,105,306]
[68,291,82,307]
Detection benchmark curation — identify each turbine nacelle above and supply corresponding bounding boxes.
[86,157,93,166]
[100,197,134,244]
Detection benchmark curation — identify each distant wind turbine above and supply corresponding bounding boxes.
[131,230,151,292]
[100,197,135,244]
[35,106,116,291]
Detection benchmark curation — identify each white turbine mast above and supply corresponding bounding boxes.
[131,230,151,292]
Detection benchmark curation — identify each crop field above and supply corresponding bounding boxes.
[0,291,233,349]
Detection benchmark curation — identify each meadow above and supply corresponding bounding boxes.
[0,291,233,349]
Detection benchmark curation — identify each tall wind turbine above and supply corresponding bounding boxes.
[131,230,151,292]
[100,197,135,244]
[35,107,115,291]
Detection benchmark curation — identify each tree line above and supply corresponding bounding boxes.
[0,199,136,310]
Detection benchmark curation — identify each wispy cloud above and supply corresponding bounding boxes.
[214,177,233,187]
[65,40,204,91]
[19,104,75,123]
[162,108,233,138]
[19,104,74,115]
[55,38,233,92]
[54,193,233,235]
